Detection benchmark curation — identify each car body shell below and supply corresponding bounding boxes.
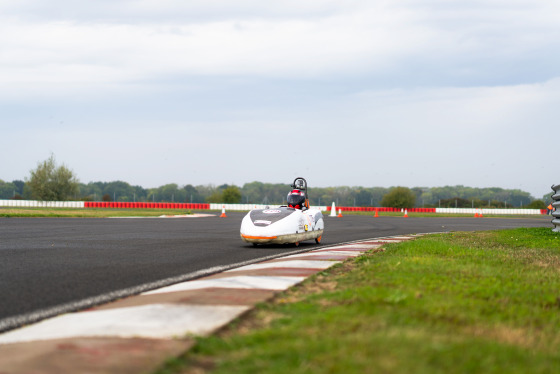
[240,206,324,245]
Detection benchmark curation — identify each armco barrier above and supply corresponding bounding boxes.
[209,203,329,211]
[321,206,543,215]
[437,208,544,215]
[552,184,560,232]
[324,206,436,213]
[0,200,85,208]
[0,200,549,215]
[82,202,211,210]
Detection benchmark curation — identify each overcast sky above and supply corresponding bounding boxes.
[1,0,558,197]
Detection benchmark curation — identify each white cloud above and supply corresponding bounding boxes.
[0,9,423,87]
[1,1,559,197]
[2,0,559,100]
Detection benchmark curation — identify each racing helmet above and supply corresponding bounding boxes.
[287,189,306,209]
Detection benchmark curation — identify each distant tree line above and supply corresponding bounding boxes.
[0,155,550,209]
[0,178,549,209]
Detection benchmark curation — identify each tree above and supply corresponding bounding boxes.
[0,179,16,199]
[184,184,202,203]
[205,191,222,203]
[12,180,24,196]
[381,187,416,209]
[204,185,242,203]
[156,183,184,202]
[241,181,289,205]
[440,197,471,208]
[527,200,546,209]
[26,155,79,201]
[222,186,242,203]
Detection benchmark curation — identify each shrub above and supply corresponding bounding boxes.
[527,200,546,209]
[381,187,416,208]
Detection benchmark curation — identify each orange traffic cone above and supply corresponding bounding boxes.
[338,208,343,217]
[404,209,408,218]
[479,210,483,218]
[474,211,479,217]
[374,209,379,217]
[220,206,227,218]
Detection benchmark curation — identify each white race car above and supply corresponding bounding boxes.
[240,178,324,246]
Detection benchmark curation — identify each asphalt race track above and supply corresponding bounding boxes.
[0,212,552,332]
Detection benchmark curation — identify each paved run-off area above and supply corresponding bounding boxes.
[0,235,419,374]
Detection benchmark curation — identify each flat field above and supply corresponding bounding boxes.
[0,207,198,218]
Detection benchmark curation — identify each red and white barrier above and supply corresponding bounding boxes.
[0,200,547,215]
[435,208,544,215]
[0,200,85,208]
[84,202,210,209]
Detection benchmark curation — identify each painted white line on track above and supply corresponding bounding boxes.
[0,234,425,373]
[235,260,338,271]
[324,244,381,250]
[159,214,215,218]
[108,214,216,219]
[0,304,249,344]
[0,236,419,334]
[0,246,316,333]
[280,250,366,259]
[144,276,306,295]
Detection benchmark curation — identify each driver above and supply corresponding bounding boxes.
[287,189,307,210]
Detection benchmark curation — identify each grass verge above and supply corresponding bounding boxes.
[155,227,560,374]
[0,208,196,218]
[326,211,549,218]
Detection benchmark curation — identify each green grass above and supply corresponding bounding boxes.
[326,210,548,218]
[0,207,196,218]
[156,227,560,374]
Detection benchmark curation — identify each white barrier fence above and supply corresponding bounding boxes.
[210,203,328,211]
[0,200,85,208]
[0,200,545,215]
[215,205,544,215]
[435,208,542,215]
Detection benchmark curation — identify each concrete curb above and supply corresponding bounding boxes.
[0,235,421,374]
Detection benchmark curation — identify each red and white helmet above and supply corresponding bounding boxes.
[287,189,305,209]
